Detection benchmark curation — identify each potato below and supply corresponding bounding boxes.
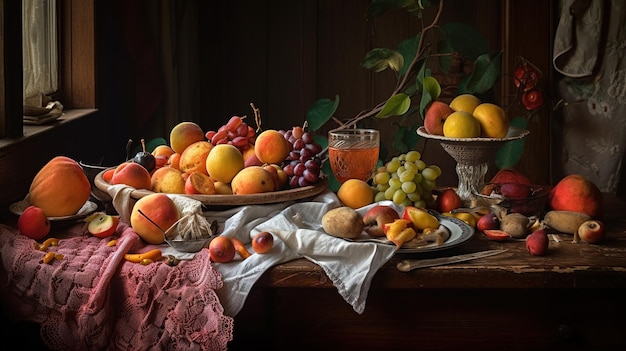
[500,212,530,239]
[322,206,364,239]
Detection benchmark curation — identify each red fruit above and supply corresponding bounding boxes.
[477,213,500,232]
[490,168,532,186]
[17,205,51,240]
[483,229,510,241]
[526,229,549,256]
[435,188,463,213]
[500,183,531,199]
[252,231,274,254]
[549,174,603,218]
[521,89,545,110]
[208,236,236,263]
[513,62,540,92]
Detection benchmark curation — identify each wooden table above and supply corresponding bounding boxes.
[231,194,626,351]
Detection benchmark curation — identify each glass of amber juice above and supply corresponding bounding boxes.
[328,129,380,183]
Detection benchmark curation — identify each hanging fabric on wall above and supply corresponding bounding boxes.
[553,0,626,193]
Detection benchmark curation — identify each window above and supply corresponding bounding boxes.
[23,0,58,103]
[0,0,95,140]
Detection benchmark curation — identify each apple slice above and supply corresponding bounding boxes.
[483,229,511,241]
[87,212,120,238]
[363,205,400,237]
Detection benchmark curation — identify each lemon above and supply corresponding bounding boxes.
[205,144,245,183]
[449,94,481,114]
[472,103,509,138]
[337,179,374,209]
[442,111,481,138]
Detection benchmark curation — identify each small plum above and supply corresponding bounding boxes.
[208,236,236,263]
[252,231,274,254]
[476,213,500,232]
[526,229,549,256]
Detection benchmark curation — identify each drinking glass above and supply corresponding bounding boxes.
[328,129,380,183]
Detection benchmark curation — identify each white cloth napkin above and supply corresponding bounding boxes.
[107,184,399,316]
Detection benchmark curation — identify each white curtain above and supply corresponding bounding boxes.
[22,0,57,103]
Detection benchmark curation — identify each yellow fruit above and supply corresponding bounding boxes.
[472,103,509,138]
[169,121,206,154]
[151,166,186,194]
[230,166,276,195]
[179,140,213,175]
[206,144,245,183]
[442,111,481,138]
[337,179,374,209]
[453,212,478,228]
[449,94,481,114]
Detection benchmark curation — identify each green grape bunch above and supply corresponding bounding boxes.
[372,150,442,208]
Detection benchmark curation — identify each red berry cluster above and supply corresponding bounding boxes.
[513,59,545,111]
[205,116,257,153]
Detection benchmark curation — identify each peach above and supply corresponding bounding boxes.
[110,162,152,190]
[151,144,175,159]
[208,236,236,263]
[424,100,454,135]
[151,166,186,194]
[230,166,276,195]
[549,174,603,218]
[168,152,181,170]
[17,205,50,240]
[185,171,216,195]
[214,181,233,195]
[263,164,288,191]
[130,193,181,244]
[254,129,291,164]
[169,121,206,154]
[179,140,213,175]
[251,231,274,254]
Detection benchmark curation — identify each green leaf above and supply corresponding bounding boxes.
[322,161,342,192]
[495,117,527,169]
[306,95,339,132]
[441,22,488,60]
[377,93,411,118]
[422,76,441,100]
[396,34,420,77]
[362,48,404,73]
[391,124,421,153]
[462,51,502,95]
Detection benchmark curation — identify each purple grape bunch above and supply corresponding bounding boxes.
[279,126,323,188]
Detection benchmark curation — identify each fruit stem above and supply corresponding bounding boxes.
[126,139,133,160]
[249,102,262,132]
[141,138,147,152]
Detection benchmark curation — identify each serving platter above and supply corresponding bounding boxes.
[9,197,98,222]
[350,214,475,253]
[94,169,329,206]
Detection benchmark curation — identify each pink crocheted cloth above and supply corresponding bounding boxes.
[0,222,233,351]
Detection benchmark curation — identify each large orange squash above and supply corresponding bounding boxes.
[29,156,91,217]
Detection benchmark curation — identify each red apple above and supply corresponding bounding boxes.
[574,220,605,244]
[17,205,50,240]
[423,101,454,135]
[477,213,500,232]
[362,205,400,237]
[252,231,274,254]
[435,188,462,213]
[87,213,120,238]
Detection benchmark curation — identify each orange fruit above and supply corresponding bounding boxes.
[449,94,481,114]
[337,179,374,209]
[472,103,509,138]
[254,129,291,164]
